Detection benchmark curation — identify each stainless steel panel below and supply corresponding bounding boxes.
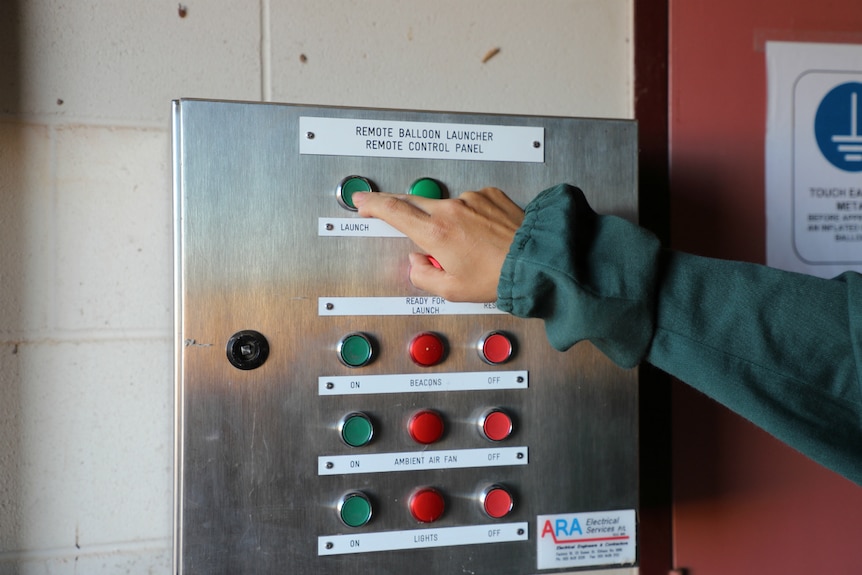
[174,99,639,574]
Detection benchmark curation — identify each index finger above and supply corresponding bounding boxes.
[352,192,440,239]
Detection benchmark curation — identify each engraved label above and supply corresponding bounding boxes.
[413,306,441,315]
[340,222,369,232]
[410,378,443,387]
[319,296,506,316]
[319,447,527,475]
[318,523,529,556]
[301,117,544,163]
[355,125,393,137]
[399,127,442,139]
[455,143,484,154]
[319,218,404,238]
[319,370,528,396]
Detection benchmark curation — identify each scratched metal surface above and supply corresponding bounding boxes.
[173,99,639,575]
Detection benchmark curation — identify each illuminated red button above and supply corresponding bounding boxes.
[482,485,514,519]
[479,331,514,365]
[481,409,514,442]
[409,487,445,523]
[408,409,445,444]
[409,332,445,367]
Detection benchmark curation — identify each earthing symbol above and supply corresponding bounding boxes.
[815,82,862,172]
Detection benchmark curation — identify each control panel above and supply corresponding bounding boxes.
[173,100,640,575]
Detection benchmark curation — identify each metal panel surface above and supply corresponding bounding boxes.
[174,99,639,575]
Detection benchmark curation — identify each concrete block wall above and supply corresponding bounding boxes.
[0,1,632,572]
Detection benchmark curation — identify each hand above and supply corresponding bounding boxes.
[353,188,524,302]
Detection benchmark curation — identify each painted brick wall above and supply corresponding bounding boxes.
[0,1,632,572]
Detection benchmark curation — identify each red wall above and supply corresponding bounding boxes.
[669,1,862,573]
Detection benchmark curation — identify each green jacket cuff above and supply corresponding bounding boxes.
[497,184,662,368]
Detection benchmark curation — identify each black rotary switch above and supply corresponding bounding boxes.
[226,330,270,370]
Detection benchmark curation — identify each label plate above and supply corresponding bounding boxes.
[318,446,528,476]
[318,522,529,556]
[536,509,636,570]
[319,296,505,316]
[319,370,527,396]
[300,116,544,163]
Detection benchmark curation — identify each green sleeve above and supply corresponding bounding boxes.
[497,183,862,484]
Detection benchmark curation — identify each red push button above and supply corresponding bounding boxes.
[408,409,444,444]
[409,487,445,523]
[481,409,514,442]
[409,332,445,367]
[479,331,514,365]
[482,485,514,519]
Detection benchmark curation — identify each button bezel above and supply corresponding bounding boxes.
[336,332,375,368]
[408,331,447,367]
[407,177,447,199]
[407,409,446,444]
[479,408,515,442]
[480,484,515,519]
[338,412,375,447]
[338,491,373,527]
[336,175,375,211]
[477,331,515,365]
[408,487,446,523]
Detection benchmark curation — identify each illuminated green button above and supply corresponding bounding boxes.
[341,412,374,447]
[338,332,374,367]
[337,176,374,210]
[408,177,443,199]
[339,492,373,528]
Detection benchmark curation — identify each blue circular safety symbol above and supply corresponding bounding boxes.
[815,82,862,172]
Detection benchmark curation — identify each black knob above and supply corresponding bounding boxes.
[226,330,269,370]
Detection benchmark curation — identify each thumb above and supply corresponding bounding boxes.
[407,252,447,294]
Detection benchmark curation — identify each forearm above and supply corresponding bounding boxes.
[498,184,862,483]
[648,252,862,482]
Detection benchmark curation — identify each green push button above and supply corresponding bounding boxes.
[338,332,374,367]
[337,175,374,210]
[339,492,373,527]
[341,412,374,447]
[408,177,444,199]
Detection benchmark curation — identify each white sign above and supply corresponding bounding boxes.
[319,296,506,316]
[766,42,862,276]
[300,116,545,163]
[536,510,636,570]
[318,370,528,396]
[318,446,528,476]
[318,217,404,237]
[318,522,528,556]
